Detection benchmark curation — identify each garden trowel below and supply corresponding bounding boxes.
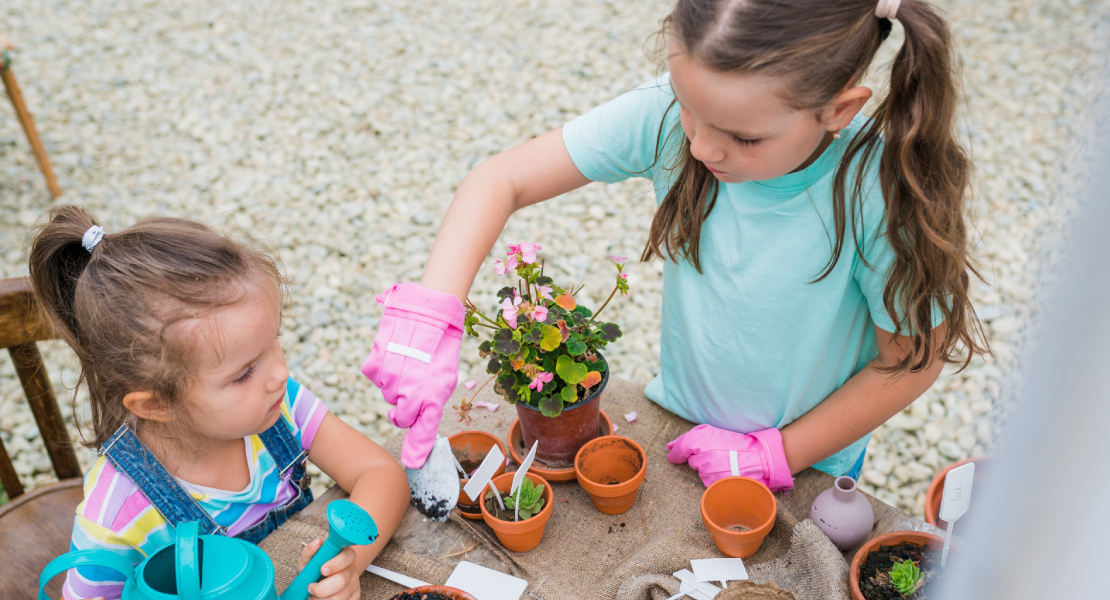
[406,436,460,522]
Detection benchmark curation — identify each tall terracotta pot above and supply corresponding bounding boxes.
[515,356,609,467]
[849,530,943,600]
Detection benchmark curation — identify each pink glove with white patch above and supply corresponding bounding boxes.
[362,283,464,469]
[666,424,795,491]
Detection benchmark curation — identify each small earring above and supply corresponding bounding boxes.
[832,130,842,140]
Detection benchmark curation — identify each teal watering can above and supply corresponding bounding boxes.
[39,500,378,600]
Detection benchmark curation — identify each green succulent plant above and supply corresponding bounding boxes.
[503,478,546,520]
[889,559,923,597]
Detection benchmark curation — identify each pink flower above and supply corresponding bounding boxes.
[536,285,553,300]
[610,255,628,264]
[501,290,523,328]
[521,243,541,264]
[528,371,554,391]
[494,255,519,276]
[532,305,549,323]
[620,272,628,280]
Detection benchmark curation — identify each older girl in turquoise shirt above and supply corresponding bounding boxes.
[365,0,988,488]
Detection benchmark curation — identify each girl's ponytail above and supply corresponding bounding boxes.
[846,1,989,372]
[28,206,101,348]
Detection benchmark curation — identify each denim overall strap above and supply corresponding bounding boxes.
[99,424,226,536]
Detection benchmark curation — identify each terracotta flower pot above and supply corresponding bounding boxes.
[515,356,609,467]
[574,435,646,514]
[849,530,944,600]
[449,431,507,520]
[480,472,554,552]
[700,476,776,559]
[924,456,993,527]
[389,585,479,600]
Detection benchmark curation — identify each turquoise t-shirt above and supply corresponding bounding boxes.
[563,74,925,476]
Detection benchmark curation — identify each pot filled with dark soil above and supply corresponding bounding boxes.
[480,471,554,552]
[388,585,479,600]
[850,531,944,600]
[448,430,507,519]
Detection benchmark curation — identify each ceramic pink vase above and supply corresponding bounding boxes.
[809,476,875,551]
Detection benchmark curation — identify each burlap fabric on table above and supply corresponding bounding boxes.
[260,377,849,600]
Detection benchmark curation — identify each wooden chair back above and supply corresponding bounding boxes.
[0,276,84,599]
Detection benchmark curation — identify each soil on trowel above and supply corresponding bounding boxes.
[389,592,455,600]
[858,542,941,600]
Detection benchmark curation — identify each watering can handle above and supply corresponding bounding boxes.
[176,521,202,600]
[38,550,136,600]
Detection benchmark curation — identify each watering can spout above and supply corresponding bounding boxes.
[278,500,378,600]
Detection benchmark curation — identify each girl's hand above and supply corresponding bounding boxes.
[666,424,795,491]
[297,538,362,600]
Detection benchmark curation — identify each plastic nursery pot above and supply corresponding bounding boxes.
[449,430,507,520]
[515,355,609,467]
[924,456,994,527]
[388,585,480,600]
[700,476,776,559]
[479,471,554,552]
[574,435,647,514]
[849,530,944,600]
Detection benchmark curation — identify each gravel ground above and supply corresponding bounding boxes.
[1,0,1108,514]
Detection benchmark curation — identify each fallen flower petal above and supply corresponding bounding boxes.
[610,255,628,263]
[613,424,619,432]
[474,400,500,412]
[624,411,638,423]
[464,380,477,390]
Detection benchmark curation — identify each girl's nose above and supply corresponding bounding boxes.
[268,361,290,393]
[689,130,726,165]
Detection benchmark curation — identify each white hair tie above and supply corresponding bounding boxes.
[82,225,105,253]
[875,0,901,19]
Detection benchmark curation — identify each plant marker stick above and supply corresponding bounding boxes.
[463,444,507,511]
[938,462,975,567]
[511,440,539,495]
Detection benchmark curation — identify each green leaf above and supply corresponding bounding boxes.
[567,311,586,326]
[478,340,492,358]
[560,385,578,406]
[535,276,553,286]
[572,305,593,318]
[538,394,564,417]
[496,286,516,300]
[556,355,588,385]
[486,358,502,374]
[586,357,607,372]
[598,322,622,343]
[565,333,587,356]
[539,325,562,352]
[523,327,543,343]
[493,328,520,355]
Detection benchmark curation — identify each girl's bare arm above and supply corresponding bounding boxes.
[779,324,947,474]
[421,128,591,303]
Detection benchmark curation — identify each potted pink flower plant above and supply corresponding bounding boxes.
[462,243,629,467]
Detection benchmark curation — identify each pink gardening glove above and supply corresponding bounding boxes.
[666,424,795,491]
[362,283,464,469]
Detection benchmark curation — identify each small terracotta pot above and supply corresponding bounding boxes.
[849,530,944,600]
[515,356,609,467]
[479,472,554,552]
[389,585,479,600]
[700,476,776,559]
[449,431,507,520]
[574,435,646,514]
[924,456,993,527]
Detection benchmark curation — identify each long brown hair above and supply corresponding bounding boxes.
[28,206,286,448]
[642,0,988,373]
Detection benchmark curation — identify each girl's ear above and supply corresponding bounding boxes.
[821,86,873,132]
[122,390,172,422]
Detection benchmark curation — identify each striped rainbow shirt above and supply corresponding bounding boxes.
[62,377,327,600]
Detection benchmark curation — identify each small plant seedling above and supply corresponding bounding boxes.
[487,478,545,521]
[889,558,924,597]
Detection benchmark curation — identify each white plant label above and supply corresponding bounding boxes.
[939,461,975,567]
[673,569,721,600]
[462,444,506,511]
[445,561,528,600]
[692,557,748,586]
[510,440,538,521]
